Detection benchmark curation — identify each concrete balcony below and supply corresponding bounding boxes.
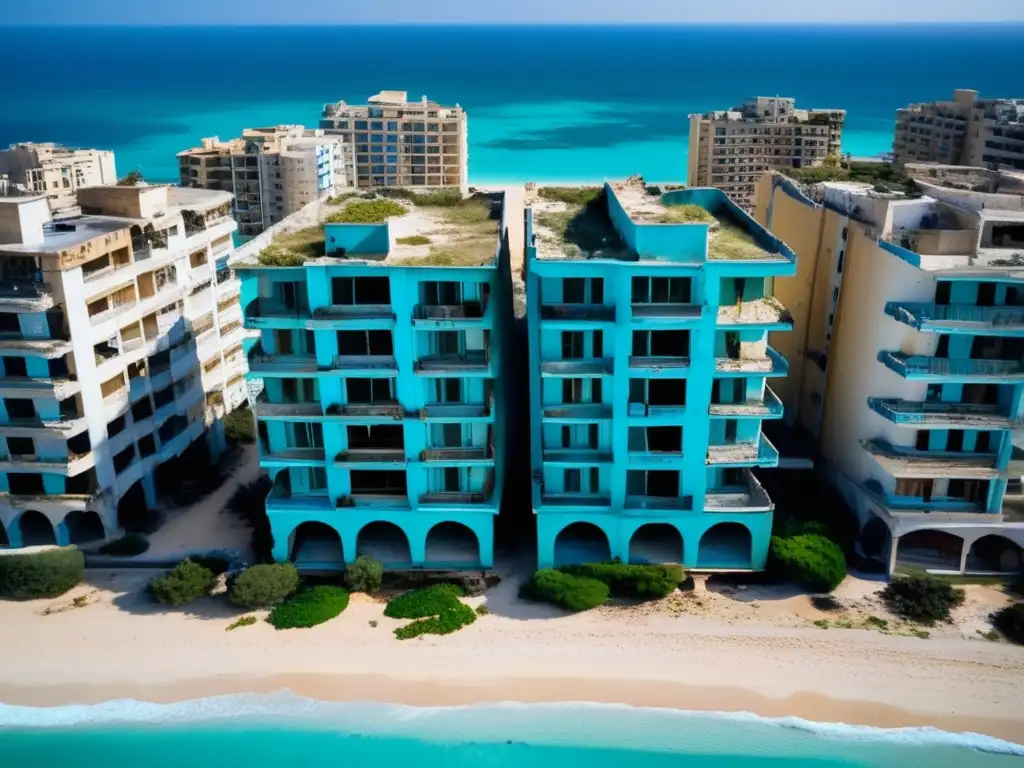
[861,438,1004,480]
[624,494,692,511]
[627,449,685,468]
[331,402,405,419]
[543,403,612,422]
[630,303,704,325]
[415,352,490,376]
[704,470,774,513]
[540,493,613,509]
[885,302,1024,336]
[714,347,788,378]
[335,448,407,467]
[308,304,395,329]
[419,491,494,508]
[706,435,780,468]
[0,451,94,477]
[243,299,311,329]
[628,356,691,374]
[861,479,989,519]
[540,358,613,377]
[0,336,73,359]
[878,351,1024,381]
[868,397,1021,430]
[333,355,398,375]
[420,402,493,422]
[420,446,495,465]
[413,302,487,328]
[0,375,80,400]
[542,448,613,466]
[626,403,687,425]
[716,297,792,329]
[709,387,784,419]
[261,447,328,468]
[0,280,54,312]
[541,304,616,326]
[0,414,88,439]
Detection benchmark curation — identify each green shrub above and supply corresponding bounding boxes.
[770,534,847,592]
[97,534,149,557]
[223,409,255,444]
[383,188,464,207]
[149,560,215,606]
[537,187,602,206]
[327,200,408,224]
[560,562,684,599]
[229,563,299,608]
[256,249,307,267]
[268,585,350,629]
[519,569,609,612]
[384,584,464,619]
[881,575,966,624]
[344,555,383,594]
[991,603,1024,644]
[395,603,476,640]
[227,615,257,631]
[475,604,490,616]
[189,554,231,575]
[0,547,84,600]
[396,235,431,245]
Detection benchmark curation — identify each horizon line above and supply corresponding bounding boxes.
[3,20,1024,27]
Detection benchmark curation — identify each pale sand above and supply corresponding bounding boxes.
[1,568,1022,742]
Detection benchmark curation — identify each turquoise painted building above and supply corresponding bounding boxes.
[238,194,511,570]
[525,180,796,570]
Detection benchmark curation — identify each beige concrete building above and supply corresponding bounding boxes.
[0,143,117,218]
[320,90,468,193]
[178,126,349,238]
[688,97,845,211]
[894,89,1024,172]
[754,164,1024,576]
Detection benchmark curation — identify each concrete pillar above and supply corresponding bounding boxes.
[476,519,495,569]
[408,529,427,567]
[269,518,292,563]
[55,521,71,547]
[6,523,23,549]
[142,473,158,508]
[958,539,970,575]
[888,535,900,575]
[536,517,558,570]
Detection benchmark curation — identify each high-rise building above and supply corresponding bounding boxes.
[178,127,350,237]
[688,97,845,212]
[894,89,1024,172]
[320,90,468,194]
[0,142,117,218]
[524,178,796,571]
[0,184,249,548]
[237,191,510,571]
[755,164,1024,575]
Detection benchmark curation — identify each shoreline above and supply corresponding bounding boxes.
[2,672,1022,744]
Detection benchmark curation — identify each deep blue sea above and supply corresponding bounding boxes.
[0,694,1022,767]
[2,24,1023,184]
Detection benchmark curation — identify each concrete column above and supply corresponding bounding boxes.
[476,518,495,569]
[536,516,559,570]
[269,517,292,563]
[142,474,158,508]
[5,523,23,549]
[958,539,970,575]
[887,535,900,575]
[55,521,71,547]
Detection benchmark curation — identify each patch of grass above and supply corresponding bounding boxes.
[368,619,378,628]
[475,604,490,616]
[656,204,716,224]
[978,628,1002,642]
[881,575,965,624]
[384,584,475,640]
[438,199,493,226]
[395,603,476,640]
[392,246,494,267]
[708,221,769,261]
[384,188,465,207]
[327,199,408,224]
[97,533,149,557]
[327,192,361,205]
[227,615,258,631]
[396,234,431,246]
[255,227,327,266]
[910,627,931,639]
[533,191,628,259]
[813,619,830,629]
[864,615,889,630]
[72,595,89,608]
[897,566,1011,587]
[537,187,602,206]
[268,585,350,629]
[781,162,918,195]
[224,408,255,445]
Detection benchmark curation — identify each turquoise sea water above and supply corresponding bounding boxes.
[0,694,1022,766]
[2,24,1023,184]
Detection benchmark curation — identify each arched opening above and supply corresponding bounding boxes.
[425,522,481,567]
[288,521,343,570]
[19,510,56,547]
[553,522,611,567]
[628,524,684,564]
[859,517,890,559]
[697,523,752,569]
[117,479,154,534]
[64,510,105,545]
[966,535,1024,573]
[357,521,412,568]
[895,529,964,571]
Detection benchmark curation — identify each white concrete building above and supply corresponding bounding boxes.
[0,142,118,218]
[0,185,249,548]
[320,90,468,194]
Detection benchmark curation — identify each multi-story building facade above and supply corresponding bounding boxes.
[688,97,845,212]
[894,89,1024,171]
[525,178,796,571]
[178,127,349,237]
[0,142,117,218]
[755,165,1024,574]
[320,90,468,194]
[0,184,249,549]
[237,192,510,571]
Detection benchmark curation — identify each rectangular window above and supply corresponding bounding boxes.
[564,469,582,493]
[337,330,393,356]
[562,331,585,359]
[350,470,406,495]
[331,276,390,305]
[346,378,393,403]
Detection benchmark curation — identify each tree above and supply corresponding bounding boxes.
[118,170,144,186]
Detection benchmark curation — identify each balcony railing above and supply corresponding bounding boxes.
[244,298,311,325]
[421,446,492,461]
[543,403,612,420]
[861,438,1003,479]
[704,470,773,512]
[629,355,691,370]
[709,386,784,418]
[878,351,1024,379]
[624,494,692,511]
[420,491,490,505]
[333,401,404,418]
[885,302,1024,332]
[415,352,489,371]
[868,397,1021,428]
[540,358,613,376]
[414,302,484,321]
[630,303,702,321]
[706,435,779,467]
[421,402,491,419]
[335,448,406,464]
[541,304,616,322]
[0,279,53,310]
[311,304,394,322]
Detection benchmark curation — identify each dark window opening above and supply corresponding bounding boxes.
[337,330,393,356]
[935,335,950,358]
[947,430,965,452]
[8,473,45,494]
[7,437,34,456]
[977,282,996,307]
[347,425,404,450]
[332,276,391,305]
[107,415,127,438]
[346,378,393,403]
[647,426,682,452]
[350,470,406,495]
[4,398,35,420]
[935,282,951,305]
[916,431,930,451]
[4,357,27,377]
[564,469,582,493]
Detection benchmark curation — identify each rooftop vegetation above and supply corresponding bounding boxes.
[533,189,629,259]
[326,199,409,224]
[654,204,717,225]
[537,186,603,206]
[708,220,769,260]
[256,226,325,266]
[781,162,919,195]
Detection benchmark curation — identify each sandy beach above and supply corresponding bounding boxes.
[1,564,1022,742]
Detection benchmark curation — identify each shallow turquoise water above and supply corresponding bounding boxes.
[0,695,1021,767]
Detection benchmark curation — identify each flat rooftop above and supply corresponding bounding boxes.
[166,186,233,212]
[0,215,128,255]
[240,191,501,268]
[528,186,633,261]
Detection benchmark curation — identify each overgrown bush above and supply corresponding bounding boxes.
[519,569,609,612]
[256,249,306,267]
[0,547,84,600]
[560,562,684,599]
[770,534,847,592]
[149,560,215,606]
[382,187,464,207]
[223,477,273,563]
[223,408,255,444]
[189,553,232,575]
[344,555,383,594]
[230,563,299,608]
[384,584,475,640]
[395,235,431,245]
[268,585,350,629]
[881,575,965,624]
[326,199,408,224]
[537,187,602,206]
[991,603,1024,644]
[97,533,150,557]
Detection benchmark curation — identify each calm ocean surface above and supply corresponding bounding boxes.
[2,24,1023,184]
[0,694,1022,766]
